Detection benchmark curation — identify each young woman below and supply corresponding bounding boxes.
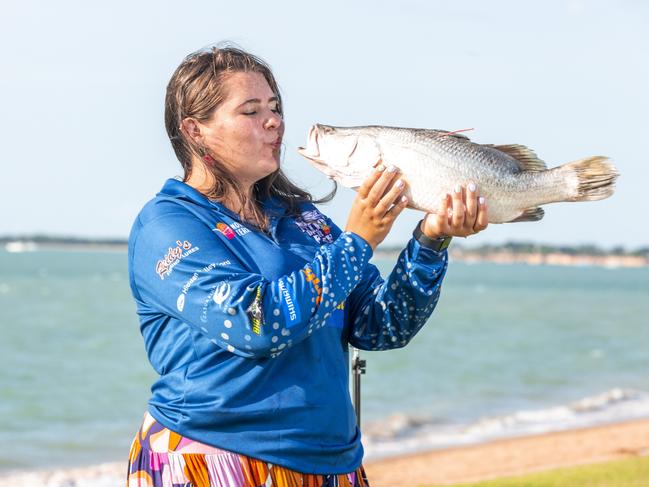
[126,46,488,487]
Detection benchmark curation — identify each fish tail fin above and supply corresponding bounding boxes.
[553,156,619,202]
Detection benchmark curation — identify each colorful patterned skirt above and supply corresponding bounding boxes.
[127,412,370,487]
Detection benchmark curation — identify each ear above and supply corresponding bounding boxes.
[180,118,204,145]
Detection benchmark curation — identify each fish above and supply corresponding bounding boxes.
[297,124,619,224]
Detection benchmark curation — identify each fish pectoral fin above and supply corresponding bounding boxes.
[508,207,545,223]
[487,144,547,172]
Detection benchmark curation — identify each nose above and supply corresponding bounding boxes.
[264,110,283,130]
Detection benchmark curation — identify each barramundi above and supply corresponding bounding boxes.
[297,124,619,223]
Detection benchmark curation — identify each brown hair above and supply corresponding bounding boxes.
[164,45,334,231]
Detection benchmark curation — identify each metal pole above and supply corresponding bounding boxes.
[351,347,366,428]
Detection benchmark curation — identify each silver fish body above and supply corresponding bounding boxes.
[297,124,619,224]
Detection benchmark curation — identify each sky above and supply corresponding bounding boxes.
[1,0,647,248]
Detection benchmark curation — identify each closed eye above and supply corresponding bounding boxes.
[270,100,282,115]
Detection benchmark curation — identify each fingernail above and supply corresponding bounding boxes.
[401,195,408,203]
[479,196,485,205]
[388,165,397,173]
[395,179,404,188]
[376,165,385,172]
[468,183,477,193]
[454,185,461,194]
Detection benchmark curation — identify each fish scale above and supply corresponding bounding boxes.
[298,124,619,224]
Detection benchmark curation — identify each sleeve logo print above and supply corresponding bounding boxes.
[278,277,301,326]
[212,281,231,305]
[176,272,199,312]
[176,293,186,312]
[155,240,199,280]
[301,267,322,305]
[294,210,334,244]
[247,285,264,335]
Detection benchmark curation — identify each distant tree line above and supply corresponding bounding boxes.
[462,241,649,257]
[379,241,649,258]
[2,235,649,257]
[0,235,127,246]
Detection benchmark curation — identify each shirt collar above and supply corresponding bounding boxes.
[158,178,288,219]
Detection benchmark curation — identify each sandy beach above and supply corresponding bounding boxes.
[1,419,648,487]
[365,419,649,486]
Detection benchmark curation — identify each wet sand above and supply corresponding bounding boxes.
[2,419,649,486]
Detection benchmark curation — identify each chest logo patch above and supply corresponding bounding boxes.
[215,221,251,240]
[295,209,334,244]
[215,222,236,240]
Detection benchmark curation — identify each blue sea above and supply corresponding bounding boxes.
[1,250,648,471]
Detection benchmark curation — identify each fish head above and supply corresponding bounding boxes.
[297,124,381,188]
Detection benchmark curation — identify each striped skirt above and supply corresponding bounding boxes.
[127,412,370,487]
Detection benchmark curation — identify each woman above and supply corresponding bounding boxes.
[126,46,488,487]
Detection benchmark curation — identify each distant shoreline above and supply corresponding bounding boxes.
[3,242,127,253]
[447,249,649,269]
[378,247,648,269]
[2,238,648,268]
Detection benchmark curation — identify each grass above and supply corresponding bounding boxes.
[426,456,649,487]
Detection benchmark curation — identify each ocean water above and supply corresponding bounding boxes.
[0,250,648,471]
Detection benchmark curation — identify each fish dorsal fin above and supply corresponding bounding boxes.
[410,128,473,143]
[487,144,547,172]
[433,129,471,141]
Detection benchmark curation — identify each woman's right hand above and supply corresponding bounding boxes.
[345,163,409,250]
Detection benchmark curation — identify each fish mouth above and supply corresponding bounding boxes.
[297,124,340,178]
[297,125,321,161]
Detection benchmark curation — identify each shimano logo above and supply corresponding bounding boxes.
[278,278,297,322]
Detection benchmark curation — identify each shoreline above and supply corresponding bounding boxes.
[2,419,649,487]
[3,244,647,269]
[448,249,649,268]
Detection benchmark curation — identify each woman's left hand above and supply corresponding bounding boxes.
[421,182,489,239]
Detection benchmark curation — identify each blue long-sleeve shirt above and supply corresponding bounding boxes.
[128,178,448,474]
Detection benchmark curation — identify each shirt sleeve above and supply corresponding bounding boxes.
[345,238,448,351]
[129,210,374,359]
[316,212,448,351]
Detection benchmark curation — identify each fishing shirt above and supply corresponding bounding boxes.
[127,178,449,474]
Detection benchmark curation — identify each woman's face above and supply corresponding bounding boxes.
[199,71,284,188]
